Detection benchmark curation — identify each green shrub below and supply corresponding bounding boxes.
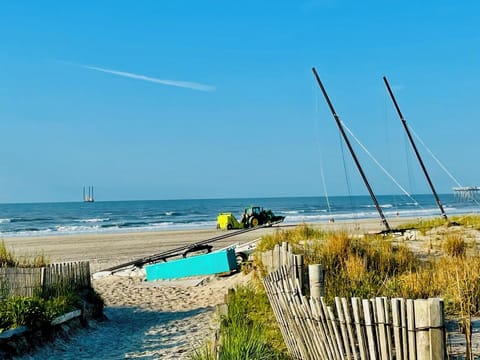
[1,296,48,329]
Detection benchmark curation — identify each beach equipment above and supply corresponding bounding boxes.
[145,248,238,281]
[216,205,285,230]
[312,67,392,232]
[98,221,282,274]
[383,76,448,220]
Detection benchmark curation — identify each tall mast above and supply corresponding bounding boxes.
[312,68,391,232]
[383,76,447,220]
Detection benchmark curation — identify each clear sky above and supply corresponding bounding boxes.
[1,1,479,203]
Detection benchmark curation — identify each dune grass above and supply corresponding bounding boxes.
[0,240,48,268]
[191,285,289,360]
[197,220,480,359]
[258,222,480,315]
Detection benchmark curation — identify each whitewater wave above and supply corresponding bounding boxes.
[77,218,110,223]
[56,225,102,233]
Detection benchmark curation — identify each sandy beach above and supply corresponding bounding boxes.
[5,217,472,359]
[2,218,398,273]
[1,221,375,359]
[5,224,292,359]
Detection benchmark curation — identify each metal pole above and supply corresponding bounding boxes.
[383,76,447,220]
[312,67,391,232]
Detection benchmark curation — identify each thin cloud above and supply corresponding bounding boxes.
[78,63,215,92]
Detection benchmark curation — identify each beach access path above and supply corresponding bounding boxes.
[6,227,283,359]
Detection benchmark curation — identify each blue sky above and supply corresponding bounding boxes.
[1,1,479,203]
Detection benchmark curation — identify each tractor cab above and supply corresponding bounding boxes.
[245,206,262,217]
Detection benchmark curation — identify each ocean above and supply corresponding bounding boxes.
[0,194,478,238]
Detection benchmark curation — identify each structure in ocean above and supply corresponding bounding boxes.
[83,186,95,202]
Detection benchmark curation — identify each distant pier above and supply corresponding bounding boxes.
[453,186,480,201]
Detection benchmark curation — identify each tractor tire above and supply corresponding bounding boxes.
[235,252,248,266]
[227,223,233,230]
[250,217,259,227]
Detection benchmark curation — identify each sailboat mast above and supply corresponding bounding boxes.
[312,68,391,232]
[383,76,447,220]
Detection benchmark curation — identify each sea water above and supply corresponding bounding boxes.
[0,194,478,237]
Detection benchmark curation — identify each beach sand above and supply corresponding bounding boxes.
[7,225,286,359]
[7,218,475,359]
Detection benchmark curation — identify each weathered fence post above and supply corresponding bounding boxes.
[308,264,324,299]
[429,298,446,360]
[293,254,304,294]
[407,299,417,359]
[280,242,288,267]
[273,244,280,272]
[415,299,430,360]
[40,267,46,295]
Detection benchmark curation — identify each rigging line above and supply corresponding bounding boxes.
[410,125,480,208]
[313,86,332,214]
[408,126,462,188]
[339,130,356,214]
[340,120,422,208]
[383,89,399,214]
[404,131,417,194]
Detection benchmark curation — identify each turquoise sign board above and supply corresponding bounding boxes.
[145,248,238,281]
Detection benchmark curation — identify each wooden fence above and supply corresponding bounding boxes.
[0,261,91,300]
[260,243,447,359]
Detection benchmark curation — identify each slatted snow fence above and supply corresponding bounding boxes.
[0,261,91,299]
[261,243,447,359]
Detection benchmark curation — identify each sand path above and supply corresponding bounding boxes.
[16,272,252,359]
[4,227,272,359]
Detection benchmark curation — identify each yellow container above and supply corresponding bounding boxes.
[216,212,243,230]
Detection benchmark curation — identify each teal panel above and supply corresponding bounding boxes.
[145,249,238,281]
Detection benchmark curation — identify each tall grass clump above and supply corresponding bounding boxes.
[256,223,325,252]
[0,240,48,268]
[0,241,17,267]
[442,233,468,257]
[434,255,480,359]
[308,232,418,303]
[193,285,289,360]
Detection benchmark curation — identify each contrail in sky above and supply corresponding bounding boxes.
[78,63,215,92]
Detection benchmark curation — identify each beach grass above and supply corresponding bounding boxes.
[192,285,289,360]
[0,240,48,268]
[257,223,480,316]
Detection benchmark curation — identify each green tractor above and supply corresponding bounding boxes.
[217,206,285,230]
